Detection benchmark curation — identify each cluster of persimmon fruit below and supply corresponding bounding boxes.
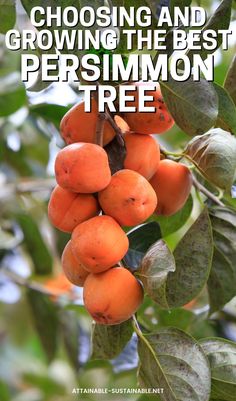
[48,82,193,325]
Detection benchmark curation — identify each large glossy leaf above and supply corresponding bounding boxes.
[224,56,236,106]
[0,72,27,117]
[185,128,236,190]
[200,338,236,401]
[213,83,236,135]
[138,240,175,308]
[123,222,162,270]
[138,328,211,401]
[160,77,218,136]
[27,289,59,362]
[91,319,133,359]
[0,0,16,34]
[208,207,236,313]
[166,208,213,307]
[139,208,213,308]
[16,213,53,275]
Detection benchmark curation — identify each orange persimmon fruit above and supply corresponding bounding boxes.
[48,185,100,233]
[124,133,160,179]
[60,98,115,146]
[61,240,89,286]
[98,169,157,226]
[71,215,129,273]
[123,81,174,135]
[150,159,192,216]
[55,143,111,193]
[83,267,144,325]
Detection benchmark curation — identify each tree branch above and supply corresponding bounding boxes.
[95,112,106,146]
[192,175,225,207]
[1,269,77,302]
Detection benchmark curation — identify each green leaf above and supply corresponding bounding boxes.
[123,222,162,270]
[27,289,59,362]
[208,247,235,314]
[224,55,236,106]
[157,308,195,331]
[210,206,236,226]
[16,213,53,275]
[0,72,27,116]
[150,195,193,237]
[139,208,213,308]
[213,83,236,134]
[91,319,133,359]
[138,240,176,308]
[207,207,236,313]
[186,0,232,63]
[137,396,160,401]
[166,208,213,307]
[160,77,218,137]
[138,328,211,401]
[0,0,16,34]
[200,337,236,401]
[185,128,236,190]
[30,104,70,129]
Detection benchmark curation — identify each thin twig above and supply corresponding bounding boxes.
[105,107,123,136]
[95,112,106,146]
[1,268,53,295]
[0,178,56,202]
[192,175,225,207]
[1,268,78,302]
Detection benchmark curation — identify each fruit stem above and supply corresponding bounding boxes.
[192,175,225,207]
[104,106,126,147]
[94,81,125,147]
[95,112,106,147]
[159,146,183,160]
[132,315,159,363]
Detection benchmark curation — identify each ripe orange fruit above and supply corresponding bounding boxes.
[61,241,89,286]
[48,185,100,233]
[71,215,129,273]
[55,143,111,193]
[124,133,160,179]
[83,267,144,325]
[150,159,192,216]
[123,81,174,135]
[60,98,115,146]
[98,169,157,226]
